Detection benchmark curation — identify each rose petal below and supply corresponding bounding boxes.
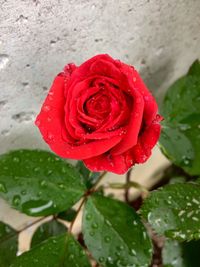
[90,59,122,79]
[111,88,144,155]
[83,152,131,175]
[133,69,158,126]
[35,75,122,159]
[131,118,161,163]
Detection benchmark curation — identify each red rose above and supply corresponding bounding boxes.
[35,54,162,174]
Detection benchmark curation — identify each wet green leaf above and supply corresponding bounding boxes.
[141,183,200,241]
[0,150,86,216]
[0,221,18,267]
[76,161,100,189]
[31,220,67,248]
[57,209,77,222]
[187,59,200,77]
[83,194,152,267]
[163,239,200,267]
[160,59,200,175]
[11,233,91,267]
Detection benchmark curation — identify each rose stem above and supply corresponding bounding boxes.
[125,168,132,203]
[1,216,49,244]
[68,171,107,233]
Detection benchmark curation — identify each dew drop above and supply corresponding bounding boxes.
[47,117,52,122]
[43,105,51,112]
[179,124,191,131]
[40,180,47,187]
[34,167,40,172]
[69,254,75,260]
[47,132,55,143]
[0,182,7,193]
[107,256,113,264]
[105,219,111,226]
[130,249,136,256]
[58,183,65,189]
[14,176,19,181]
[46,170,53,176]
[12,195,21,206]
[133,220,138,226]
[21,190,27,195]
[89,231,94,236]
[104,236,111,243]
[86,214,92,220]
[92,222,98,229]
[118,245,124,251]
[115,251,121,257]
[61,167,67,174]
[13,157,20,163]
[35,119,41,126]
[99,257,105,263]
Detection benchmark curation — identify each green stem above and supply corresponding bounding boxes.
[125,169,132,202]
[69,171,107,233]
[68,197,86,233]
[109,181,149,194]
[1,216,50,244]
[92,171,107,191]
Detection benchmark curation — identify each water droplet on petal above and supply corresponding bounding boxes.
[47,132,55,143]
[43,105,51,112]
[35,119,41,126]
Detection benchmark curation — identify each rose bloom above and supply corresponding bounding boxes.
[35,54,162,174]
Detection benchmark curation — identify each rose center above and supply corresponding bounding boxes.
[84,90,111,120]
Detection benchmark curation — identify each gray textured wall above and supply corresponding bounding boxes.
[0,0,200,153]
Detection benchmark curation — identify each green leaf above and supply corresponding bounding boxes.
[141,183,200,241]
[83,194,152,267]
[162,239,186,267]
[10,233,91,267]
[76,161,100,189]
[187,59,200,77]
[169,176,187,184]
[0,221,18,267]
[160,60,200,175]
[162,239,200,267]
[31,220,67,248]
[0,150,86,216]
[57,209,77,222]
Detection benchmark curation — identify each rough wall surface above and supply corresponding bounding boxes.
[0,0,200,153]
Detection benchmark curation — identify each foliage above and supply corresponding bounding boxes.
[159,60,200,175]
[0,60,200,266]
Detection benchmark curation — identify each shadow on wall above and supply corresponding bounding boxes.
[0,123,49,154]
[140,58,175,105]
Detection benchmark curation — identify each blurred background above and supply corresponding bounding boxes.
[0,0,200,252]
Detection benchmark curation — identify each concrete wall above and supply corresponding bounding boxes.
[0,0,200,152]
